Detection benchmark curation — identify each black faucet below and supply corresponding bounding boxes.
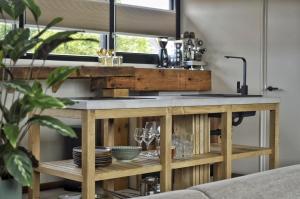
[224,56,248,96]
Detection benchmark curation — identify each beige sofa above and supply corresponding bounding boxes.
[135,165,300,199]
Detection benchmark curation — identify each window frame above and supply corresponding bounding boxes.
[18,0,180,64]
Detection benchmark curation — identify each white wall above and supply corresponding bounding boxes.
[267,0,300,167]
[182,0,264,174]
[182,0,300,173]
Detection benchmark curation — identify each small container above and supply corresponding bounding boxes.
[140,177,160,196]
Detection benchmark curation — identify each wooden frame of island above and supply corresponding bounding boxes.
[27,98,279,199]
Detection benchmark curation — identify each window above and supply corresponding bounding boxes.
[115,0,175,56]
[117,0,171,10]
[116,34,159,54]
[28,28,101,56]
[116,34,175,56]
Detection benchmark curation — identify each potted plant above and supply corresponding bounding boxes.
[0,0,98,198]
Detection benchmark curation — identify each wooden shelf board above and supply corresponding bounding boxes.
[171,152,223,169]
[211,144,272,160]
[94,157,161,181]
[37,160,82,182]
[37,145,272,182]
[37,157,161,182]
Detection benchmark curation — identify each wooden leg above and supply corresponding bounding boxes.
[213,163,223,181]
[101,89,129,190]
[28,121,40,199]
[82,110,96,199]
[221,111,232,179]
[160,114,172,192]
[102,119,115,191]
[173,115,210,189]
[269,104,280,169]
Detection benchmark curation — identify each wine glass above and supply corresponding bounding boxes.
[154,125,160,146]
[134,128,144,147]
[142,129,155,151]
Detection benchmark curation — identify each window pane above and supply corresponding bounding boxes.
[116,34,159,54]
[29,28,101,56]
[116,34,175,55]
[117,0,170,10]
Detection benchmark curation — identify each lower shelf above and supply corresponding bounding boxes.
[211,144,272,160]
[37,145,272,182]
[37,157,161,182]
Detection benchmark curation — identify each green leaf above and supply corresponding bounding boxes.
[3,28,30,48]
[29,115,77,138]
[10,37,40,63]
[46,66,77,88]
[4,150,33,187]
[34,31,98,60]
[0,50,4,64]
[22,0,41,22]
[31,80,43,95]
[34,30,79,60]
[33,17,63,39]
[26,95,65,110]
[2,28,32,62]
[3,124,19,148]
[58,98,76,106]
[0,101,10,122]
[9,98,34,124]
[2,80,32,95]
[0,0,26,20]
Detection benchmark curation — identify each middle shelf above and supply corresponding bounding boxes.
[37,144,272,182]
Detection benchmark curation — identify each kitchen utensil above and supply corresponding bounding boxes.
[157,37,169,68]
[111,146,142,161]
[72,146,112,167]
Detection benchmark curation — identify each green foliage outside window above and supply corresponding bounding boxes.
[30,29,100,56]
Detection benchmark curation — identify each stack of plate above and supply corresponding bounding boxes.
[72,146,112,167]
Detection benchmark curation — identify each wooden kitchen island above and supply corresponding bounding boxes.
[28,96,280,199]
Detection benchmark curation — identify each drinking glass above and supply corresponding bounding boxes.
[134,128,144,147]
[142,129,155,151]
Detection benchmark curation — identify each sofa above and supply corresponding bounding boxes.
[135,165,300,199]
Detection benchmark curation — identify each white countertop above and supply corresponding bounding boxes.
[68,95,280,110]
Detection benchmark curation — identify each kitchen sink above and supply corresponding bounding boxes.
[182,94,263,98]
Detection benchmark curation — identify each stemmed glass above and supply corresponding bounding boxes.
[134,128,144,147]
[142,128,155,151]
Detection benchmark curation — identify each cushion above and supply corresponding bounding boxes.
[133,190,210,199]
[189,165,300,199]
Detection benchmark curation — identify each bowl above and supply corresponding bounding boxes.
[111,146,142,161]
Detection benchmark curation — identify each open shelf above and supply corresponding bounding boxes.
[37,157,161,182]
[171,153,223,169]
[211,144,272,160]
[37,144,271,183]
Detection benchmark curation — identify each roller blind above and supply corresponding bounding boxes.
[116,4,176,37]
[25,0,110,32]
[0,13,13,21]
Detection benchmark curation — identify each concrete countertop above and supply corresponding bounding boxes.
[68,95,280,110]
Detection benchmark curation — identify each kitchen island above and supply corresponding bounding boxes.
[28,96,280,199]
